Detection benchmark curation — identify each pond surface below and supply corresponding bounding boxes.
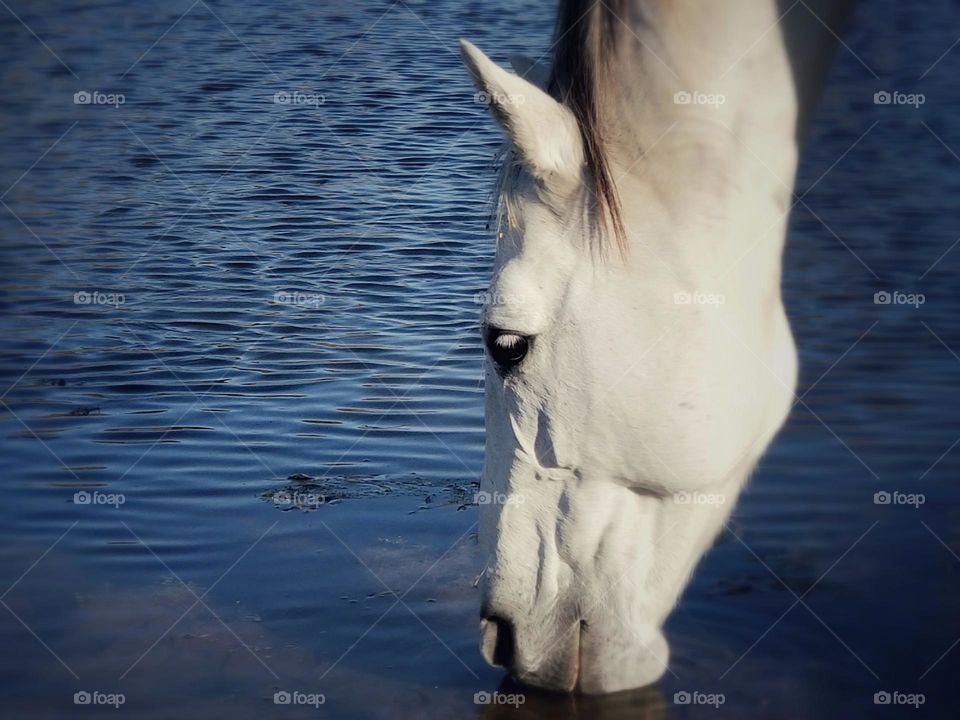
[1,0,959,717]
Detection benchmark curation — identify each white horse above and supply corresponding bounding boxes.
[461,0,855,694]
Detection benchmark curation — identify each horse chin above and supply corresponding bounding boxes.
[575,625,670,694]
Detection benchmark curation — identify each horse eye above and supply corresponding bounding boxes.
[485,327,530,372]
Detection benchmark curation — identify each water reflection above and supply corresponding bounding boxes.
[480,678,666,720]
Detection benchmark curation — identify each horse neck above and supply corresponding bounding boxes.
[592,0,855,263]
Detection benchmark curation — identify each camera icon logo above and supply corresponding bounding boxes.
[74,491,91,505]
[273,690,291,705]
[874,491,891,505]
[873,91,891,105]
[473,691,492,705]
[674,691,692,704]
[674,91,692,105]
[874,691,892,704]
[74,691,91,705]
[74,90,91,105]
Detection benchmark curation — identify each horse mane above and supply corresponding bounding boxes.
[549,0,627,251]
[492,0,628,253]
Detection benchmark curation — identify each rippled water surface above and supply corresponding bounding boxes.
[2,1,960,718]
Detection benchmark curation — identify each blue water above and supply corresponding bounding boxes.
[1,0,959,718]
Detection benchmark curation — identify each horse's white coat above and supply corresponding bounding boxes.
[461,0,852,694]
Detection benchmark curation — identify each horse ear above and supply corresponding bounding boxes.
[460,39,583,182]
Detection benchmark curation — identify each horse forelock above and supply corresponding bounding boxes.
[549,0,627,252]
[492,0,629,254]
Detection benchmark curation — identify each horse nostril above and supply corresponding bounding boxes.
[480,615,515,668]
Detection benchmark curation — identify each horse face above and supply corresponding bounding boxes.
[475,174,680,693]
[461,40,796,693]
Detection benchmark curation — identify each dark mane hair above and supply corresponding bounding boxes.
[549,0,627,251]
